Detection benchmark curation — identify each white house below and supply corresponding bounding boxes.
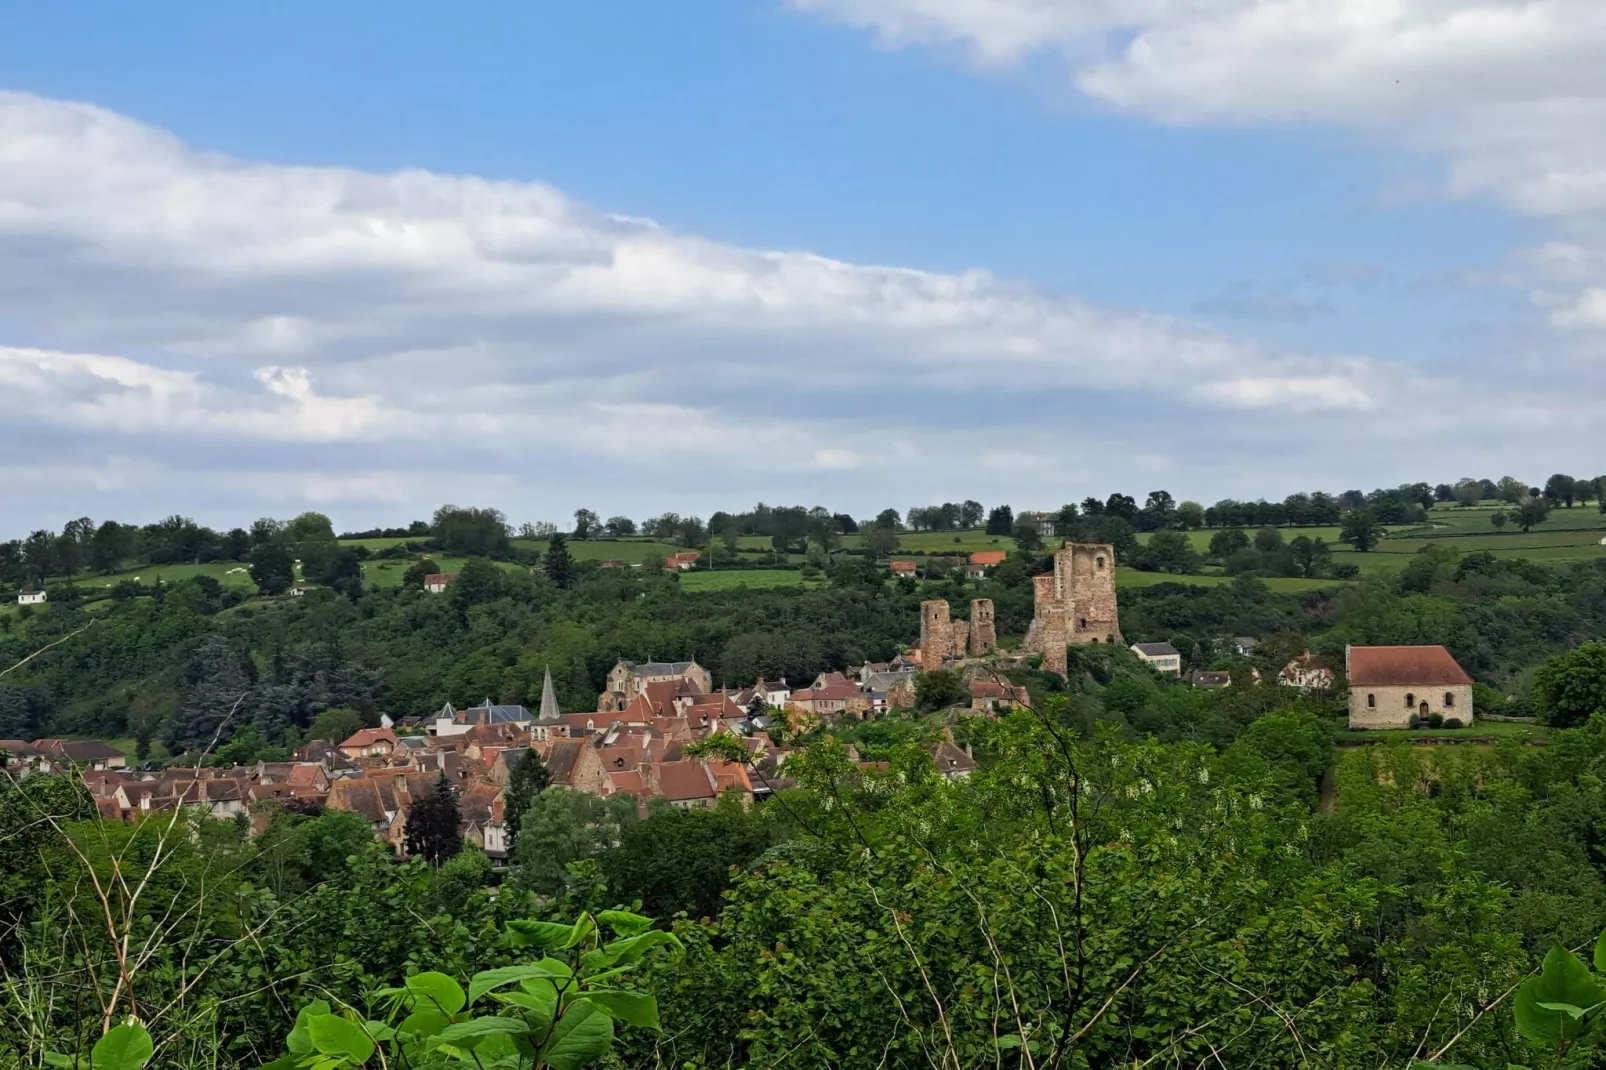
[424,572,457,594]
[1131,642,1183,674]
[17,589,45,606]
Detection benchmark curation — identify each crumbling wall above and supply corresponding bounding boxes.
[920,600,954,673]
[952,619,970,659]
[1065,543,1120,643]
[970,599,996,655]
[1040,605,1069,678]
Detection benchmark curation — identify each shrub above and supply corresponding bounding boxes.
[1443,717,1464,728]
[1428,711,1444,728]
[1408,713,1422,729]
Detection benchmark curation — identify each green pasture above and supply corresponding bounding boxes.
[1113,568,1345,594]
[91,560,260,591]
[679,569,821,593]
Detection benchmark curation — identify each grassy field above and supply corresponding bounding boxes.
[1336,720,1548,742]
[1114,568,1345,593]
[679,569,821,593]
[86,560,261,591]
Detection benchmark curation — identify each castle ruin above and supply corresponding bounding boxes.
[1024,543,1120,677]
[920,598,999,671]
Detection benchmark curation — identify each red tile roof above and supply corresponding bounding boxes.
[1347,645,1472,687]
[654,760,717,802]
[969,551,1007,566]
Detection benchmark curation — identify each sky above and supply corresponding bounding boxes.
[0,0,1602,535]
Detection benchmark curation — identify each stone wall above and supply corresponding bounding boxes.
[1061,543,1121,643]
[1040,605,1069,678]
[970,599,996,655]
[1348,683,1473,729]
[952,619,971,659]
[920,600,954,673]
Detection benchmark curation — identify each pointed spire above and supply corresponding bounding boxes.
[539,666,560,721]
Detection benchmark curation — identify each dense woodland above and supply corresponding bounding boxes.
[5,489,1606,1067]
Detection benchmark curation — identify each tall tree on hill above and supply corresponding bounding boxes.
[985,505,1014,536]
[545,532,574,589]
[1544,473,1578,507]
[1339,509,1384,552]
[503,748,551,852]
[405,773,463,866]
[248,540,295,595]
[1012,516,1043,551]
[432,505,511,557]
[960,500,984,529]
[1515,498,1551,532]
[573,508,599,539]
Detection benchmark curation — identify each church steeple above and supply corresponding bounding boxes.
[539,665,560,720]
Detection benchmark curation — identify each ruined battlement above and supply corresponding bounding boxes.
[1025,542,1120,677]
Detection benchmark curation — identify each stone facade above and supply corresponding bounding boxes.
[1348,683,1472,729]
[970,599,996,655]
[952,619,971,658]
[1024,542,1120,677]
[920,601,954,672]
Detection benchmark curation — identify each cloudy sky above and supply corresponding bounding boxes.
[1,0,1602,535]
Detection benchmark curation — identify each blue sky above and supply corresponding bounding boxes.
[0,0,1600,532]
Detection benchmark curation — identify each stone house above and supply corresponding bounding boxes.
[602,660,713,711]
[338,727,400,760]
[423,573,457,594]
[1279,654,1334,691]
[1346,645,1474,729]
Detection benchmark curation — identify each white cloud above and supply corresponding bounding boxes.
[0,90,1581,530]
[792,0,1606,322]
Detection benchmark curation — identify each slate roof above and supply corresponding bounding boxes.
[1347,645,1473,687]
[1132,642,1181,657]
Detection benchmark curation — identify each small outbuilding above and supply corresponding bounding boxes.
[1346,645,1474,729]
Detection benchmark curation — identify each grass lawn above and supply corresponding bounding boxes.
[362,555,535,588]
[92,560,260,590]
[679,569,820,592]
[1336,721,1548,742]
[1115,568,1346,594]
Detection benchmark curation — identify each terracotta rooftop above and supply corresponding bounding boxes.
[969,551,1007,566]
[1347,645,1472,687]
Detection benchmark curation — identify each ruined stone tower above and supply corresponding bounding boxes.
[951,619,970,658]
[919,600,954,673]
[1024,542,1120,677]
[969,599,996,655]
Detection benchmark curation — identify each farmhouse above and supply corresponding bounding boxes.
[423,572,457,594]
[1346,645,1474,729]
[17,589,45,606]
[1131,642,1182,674]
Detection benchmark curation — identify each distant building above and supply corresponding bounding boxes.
[16,589,45,606]
[1130,642,1183,674]
[1189,670,1233,690]
[423,573,457,594]
[1347,645,1474,729]
[1279,653,1334,691]
[890,561,918,579]
[667,552,701,572]
[338,727,400,760]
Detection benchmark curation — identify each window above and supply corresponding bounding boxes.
[1404,693,1415,708]
[1367,693,1376,708]
[1095,556,1105,569]
[1444,691,1454,707]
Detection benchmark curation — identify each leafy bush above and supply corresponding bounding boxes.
[1442,717,1463,729]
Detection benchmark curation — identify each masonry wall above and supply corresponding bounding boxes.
[1063,543,1120,643]
[1348,683,1474,729]
[970,599,996,655]
[1040,605,1069,678]
[952,619,970,659]
[920,601,954,673]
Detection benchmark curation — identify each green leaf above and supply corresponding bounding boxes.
[431,1016,532,1051]
[469,964,570,1006]
[492,990,556,1034]
[505,920,573,950]
[90,1028,154,1070]
[1513,944,1606,1047]
[405,971,466,1015]
[597,930,682,968]
[307,1014,375,1064]
[577,989,659,1030]
[1595,927,1606,973]
[43,1054,76,1069]
[538,1002,614,1070]
[399,1008,450,1040]
[596,910,654,937]
[562,913,597,950]
[288,1000,332,1055]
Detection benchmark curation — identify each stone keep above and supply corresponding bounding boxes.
[920,600,954,672]
[969,599,996,655]
[1025,542,1120,676]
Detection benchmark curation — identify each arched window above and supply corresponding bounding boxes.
[1367,693,1376,708]
[1095,556,1105,569]
[1404,693,1415,708]
[1444,691,1454,707]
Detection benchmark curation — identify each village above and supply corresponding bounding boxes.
[0,540,1478,862]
